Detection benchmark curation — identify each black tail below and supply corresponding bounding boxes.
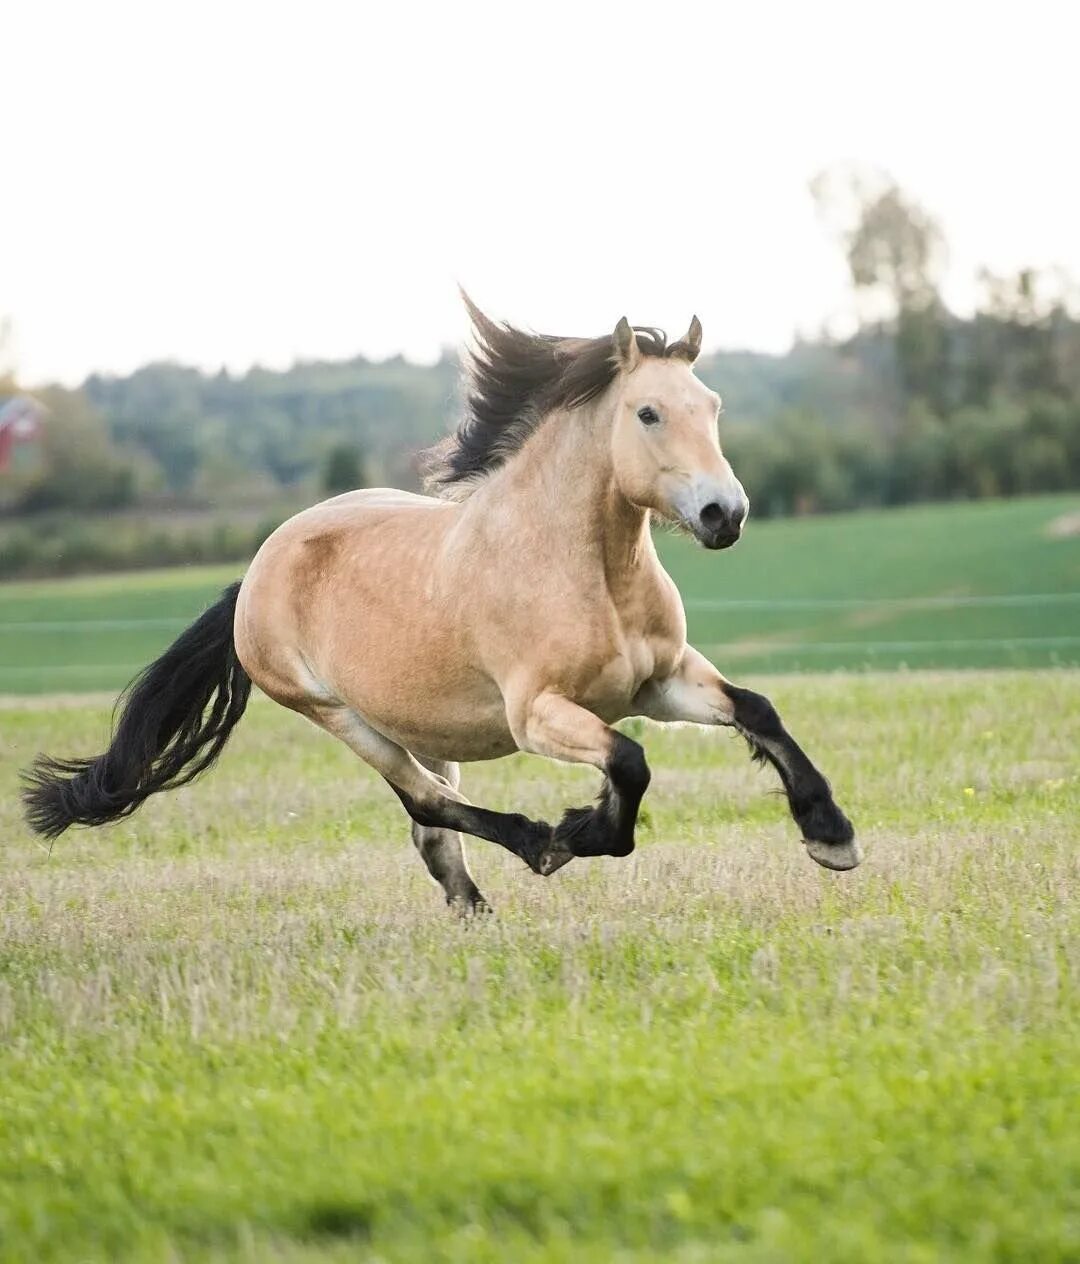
[22,582,251,839]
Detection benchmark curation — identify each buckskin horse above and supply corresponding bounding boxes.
[24,298,860,911]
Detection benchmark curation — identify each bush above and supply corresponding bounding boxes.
[323,443,367,494]
[0,514,280,581]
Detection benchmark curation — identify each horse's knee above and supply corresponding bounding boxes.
[608,733,651,799]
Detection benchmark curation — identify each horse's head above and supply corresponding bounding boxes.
[608,317,748,549]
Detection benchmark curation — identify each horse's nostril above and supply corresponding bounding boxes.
[699,502,728,529]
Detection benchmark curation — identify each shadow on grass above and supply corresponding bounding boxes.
[300,1199,376,1242]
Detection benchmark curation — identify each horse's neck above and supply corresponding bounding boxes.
[475,402,656,593]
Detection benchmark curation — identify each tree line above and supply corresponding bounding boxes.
[3,167,1079,534]
[735,167,1080,516]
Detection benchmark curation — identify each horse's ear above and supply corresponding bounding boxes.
[613,317,641,371]
[670,315,703,363]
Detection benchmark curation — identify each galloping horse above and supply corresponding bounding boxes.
[24,299,860,911]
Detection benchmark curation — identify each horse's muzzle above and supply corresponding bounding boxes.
[695,499,745,549]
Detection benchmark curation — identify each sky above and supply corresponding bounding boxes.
[5,0,1079,385]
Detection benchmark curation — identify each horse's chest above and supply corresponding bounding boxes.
[579,632,680,722]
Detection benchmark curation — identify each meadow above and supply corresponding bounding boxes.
[1,492,1078,1261]
[1,493,1079,694]
[1,672,1078,1262]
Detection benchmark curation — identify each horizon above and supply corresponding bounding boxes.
[6,1,1079,387]
[6,323,811,391]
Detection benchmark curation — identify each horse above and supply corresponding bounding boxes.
[23,298,861,912]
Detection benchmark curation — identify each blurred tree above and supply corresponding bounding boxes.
[7,240,1077,531]
[812,166,950,415]
[965,267,1080,404]
[811,167,946,314]
[19,386,135,512]
[323,442,367,494]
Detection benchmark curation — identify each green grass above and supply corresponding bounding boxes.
[0,565,242,695]
[1,672,1078,1261]
[661,493,1080,672]
[2,494,1079,693]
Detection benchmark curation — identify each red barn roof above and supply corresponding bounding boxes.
[0,396,46,471]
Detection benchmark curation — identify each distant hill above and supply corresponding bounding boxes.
[4,294,1075,530]
[79,337,885,497]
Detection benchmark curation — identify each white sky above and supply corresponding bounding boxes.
[5,0,1079,385]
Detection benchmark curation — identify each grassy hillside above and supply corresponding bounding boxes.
[1,494,1078,693]
[666,493,1080,672]
[1,672,1077,1261]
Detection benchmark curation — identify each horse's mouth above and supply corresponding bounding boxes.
[668,513,742,550]
[693,523,742,550]
[701,531,741,550]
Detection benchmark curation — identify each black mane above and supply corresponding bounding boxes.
[423,295,672,497]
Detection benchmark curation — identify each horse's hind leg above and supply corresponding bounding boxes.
[412,757,490,914]
[304,703,570,877]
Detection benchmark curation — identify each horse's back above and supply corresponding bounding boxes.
[313,487,444,514]
[237,488,454,660]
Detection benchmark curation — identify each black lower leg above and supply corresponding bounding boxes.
[722,684,853,847]
[391,784,566,875]
[411,823,489,912]
[553,733,651,858]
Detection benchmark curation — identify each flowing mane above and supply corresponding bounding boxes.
[423,295,677,499]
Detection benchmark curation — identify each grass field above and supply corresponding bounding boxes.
[1,494,1079,693]
[1,672,1078,1261]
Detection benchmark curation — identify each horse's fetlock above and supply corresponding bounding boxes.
[794,794,854,846]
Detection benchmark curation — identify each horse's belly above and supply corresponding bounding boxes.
[332,641,519,763]
[366,695,519,764]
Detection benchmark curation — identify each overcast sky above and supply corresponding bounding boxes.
[6,0,1078,385]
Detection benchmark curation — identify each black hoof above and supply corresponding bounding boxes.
[795,796,862,871]
[449,893,494,917]
[535,843,574,876]
[805,837,863,870]
[509,818,569,876]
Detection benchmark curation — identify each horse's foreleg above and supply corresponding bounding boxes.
[510,690,651,859]
[637,647,861,870]
[307,704,567,876]
[412,757,490,914]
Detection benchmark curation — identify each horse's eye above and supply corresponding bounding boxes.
[637,406,660,426]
